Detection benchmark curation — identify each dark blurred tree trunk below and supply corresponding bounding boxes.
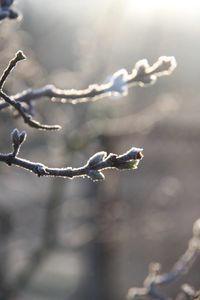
[43,178,66,248]
[81,135,121,300]
[0,208,13,300]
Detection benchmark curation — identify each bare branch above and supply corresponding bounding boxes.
[0,56,177,111]
[0,128,144,180]
[0,52,61,130]
[127,219,200,300]
[0,91,61,130]
[0,50,25,89]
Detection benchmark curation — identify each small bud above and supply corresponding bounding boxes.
[87,151,107,167]
[117,159,140,170]
[111,69,128,96]
[11,128,27,146]
[135,59,150,76]
[88,170,105,182]
[11,128,20,145]
[119,147,143,162]
[34,164,47,177]
[19,130,27,144]
[16,50,26,61]
[157,56,177,74]
[150,56,177,76]
[106,153,118,162]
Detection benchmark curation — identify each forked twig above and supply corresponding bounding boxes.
[0,52,61,130]
[127,219,200,300]
[0,90,61,130]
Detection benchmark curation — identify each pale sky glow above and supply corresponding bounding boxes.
[126,0,200,16]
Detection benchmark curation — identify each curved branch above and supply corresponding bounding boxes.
[0,91,61,130]
[0,51,61,130]
[0,50,25,89]
[0,128,144,181]
[0,55,177,111]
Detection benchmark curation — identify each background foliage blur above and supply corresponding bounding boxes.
[0,0,200,299]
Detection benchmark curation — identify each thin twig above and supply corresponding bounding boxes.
[0,56,177,111]
[127,219,200,300]
[0,50,25,89]
[0,90,61,130]
[0,128,143,180]
[0,52,61,130]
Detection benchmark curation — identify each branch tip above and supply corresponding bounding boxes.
[0,131,143,180]
[16,50,26,61]
[0,55,177,114]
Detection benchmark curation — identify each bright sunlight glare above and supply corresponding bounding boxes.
[126,0,200,16]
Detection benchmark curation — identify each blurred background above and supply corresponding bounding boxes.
[0,0,200,299]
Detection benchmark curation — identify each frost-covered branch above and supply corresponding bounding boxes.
[0,52,177,131]
[0,90,61,130]
[0,50,25,89]
[127,219,200,300]
[0,55,177,111]
[0,128,143,181]
[0,51,61,130]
